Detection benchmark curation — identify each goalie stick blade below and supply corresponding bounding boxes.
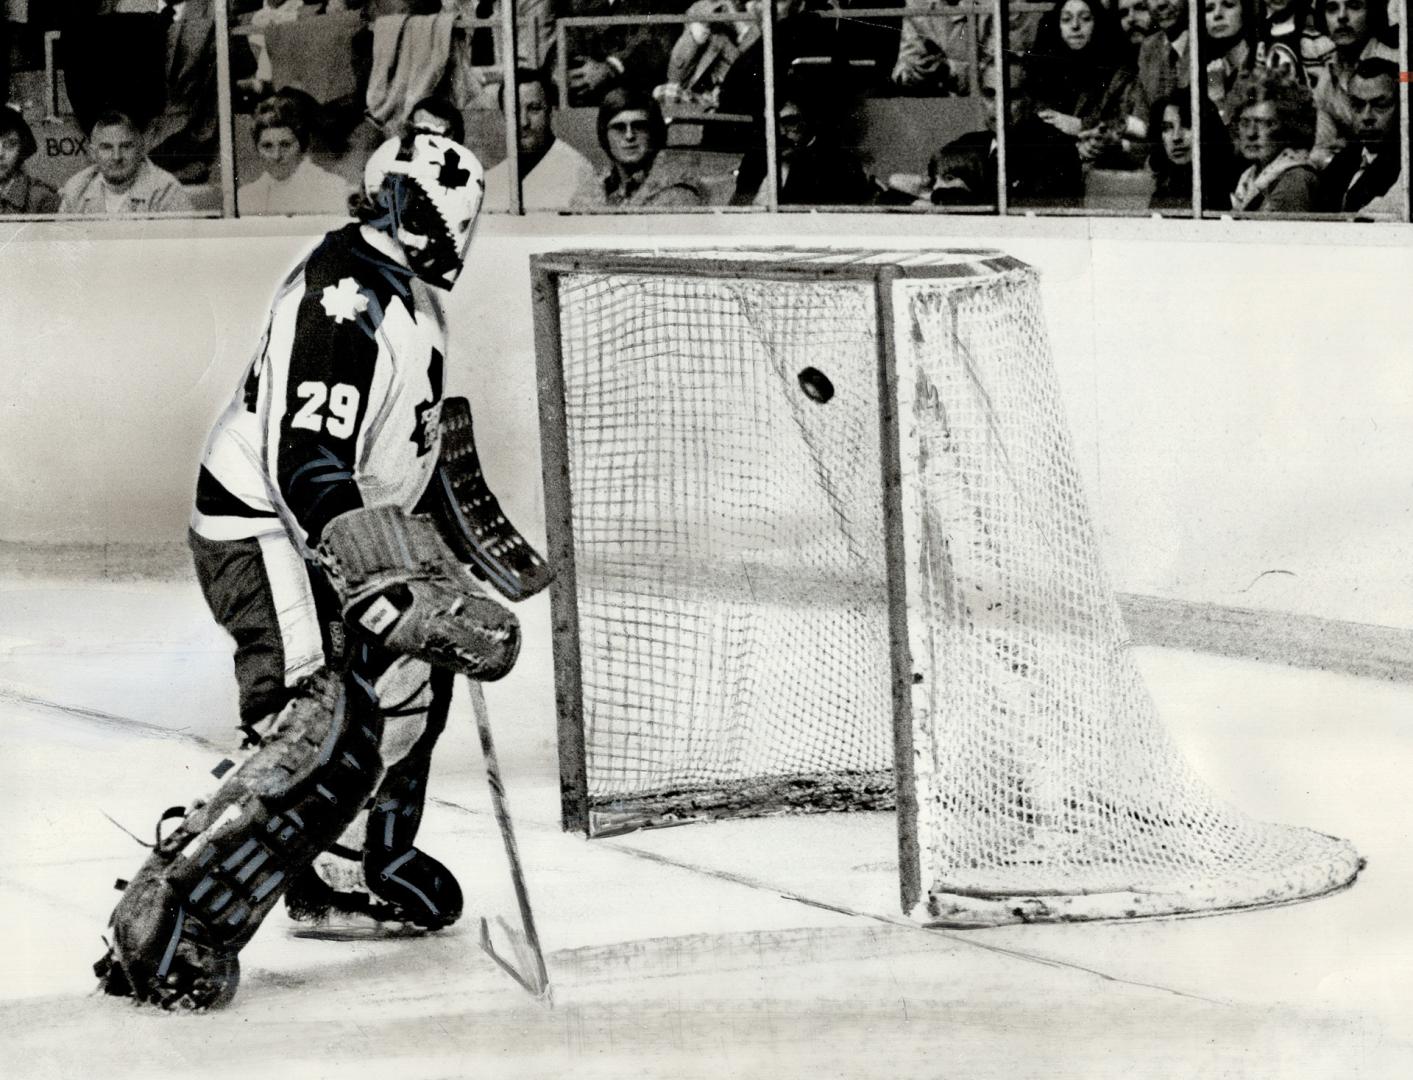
[435,397,555,603]
[480,916,551,1000]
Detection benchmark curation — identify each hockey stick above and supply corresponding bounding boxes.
[465,677,551,1000]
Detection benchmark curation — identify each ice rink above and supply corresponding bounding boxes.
[2,563,1411,1080]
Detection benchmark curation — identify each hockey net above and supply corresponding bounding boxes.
[544,250,1361,923]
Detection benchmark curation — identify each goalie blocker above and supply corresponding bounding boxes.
[432,397,555,603]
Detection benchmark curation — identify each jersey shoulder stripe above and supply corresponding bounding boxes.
[195,465,279,520]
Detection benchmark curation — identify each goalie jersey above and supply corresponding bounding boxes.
[192,223,449,550]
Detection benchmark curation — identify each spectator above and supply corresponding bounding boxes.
[0,108,60,215]
[571,86,709,207]
[927,59,1083,208]
[1146,89,1238,209]
[237,90,354,216]
[1228,66,1318,211]
[1318,56,1401,213]
[406,95,466,143]
[716,0,845,117]
[58,109,196,214]
[1077,0,1158,168]
[891,2,979,95]
[1201,0,1259,122]
[483,68,598,210]
[108,0,219,184]
[1310,0,1398,165]
[1134,0,1190,120]
[655,0,759,109]
[1116,0,1155,46]
[892,5,1046,97]
[731,93,878,205]
[236,0,307,101]
[1027,0,1125,138]
[552,0,685,106]
[1261,0,1335,87]
[1023,0,1152,172]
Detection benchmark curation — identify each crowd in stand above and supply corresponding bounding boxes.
[0,0,1405,216]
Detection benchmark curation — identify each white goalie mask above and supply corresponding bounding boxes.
[364,133,485,290]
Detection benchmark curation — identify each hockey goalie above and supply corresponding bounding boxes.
[93,130,551,1010]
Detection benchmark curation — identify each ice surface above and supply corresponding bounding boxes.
[2,574,1411,1078]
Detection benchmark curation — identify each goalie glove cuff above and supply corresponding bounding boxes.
[317,505,521,680]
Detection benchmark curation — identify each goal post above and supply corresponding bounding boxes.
[532,247,1363,925]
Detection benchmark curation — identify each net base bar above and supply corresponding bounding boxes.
[914,843,1365,927]
[588,769,895,837]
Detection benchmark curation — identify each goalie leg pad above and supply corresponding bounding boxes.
[96,671,385,1009]
[363,666,461,928]
[283,667,463,930]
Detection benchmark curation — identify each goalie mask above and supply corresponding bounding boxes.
[364,133,484,290]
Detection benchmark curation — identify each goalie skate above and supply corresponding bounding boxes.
[284,847,462,935]
[283,855,411,936]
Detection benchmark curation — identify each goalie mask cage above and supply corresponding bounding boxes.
[532,247,1362,926]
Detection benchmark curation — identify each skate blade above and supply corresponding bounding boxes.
[286,913,429,941]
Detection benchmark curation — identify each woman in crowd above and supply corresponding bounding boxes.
[1027,0,1126,138]
[1310,0,1398,165]
[1146,88,1237,210]
[1201,0,1260,123]
[1228,65,1319,211]
[0,106,59,215]
[1077,0,1167,168]
[571,87,709,208]
[1026,0,1154,171]
[237,89,354,216]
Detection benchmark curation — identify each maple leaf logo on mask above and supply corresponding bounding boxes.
[437,148,471,190]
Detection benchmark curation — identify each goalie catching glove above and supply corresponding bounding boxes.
[318,505,520,681]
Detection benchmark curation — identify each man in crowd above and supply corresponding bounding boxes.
[1134,0,1189,116]
[571,86,708,207]
[1319,56,1402,214]
[1117,0,1155,47]
[891,2,1044,96]
[926,58,1082,209]
[483,67,597,211]
[108,0,219,183]
[553,0,684,106]
[732,93,878,204]
[58,110,194,213]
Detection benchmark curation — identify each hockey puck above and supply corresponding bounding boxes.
[797,367,834,404]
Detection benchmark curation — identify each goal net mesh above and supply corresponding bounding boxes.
[892,270,1359,922]
[550,256,1361,922]
[556,271,896,831]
